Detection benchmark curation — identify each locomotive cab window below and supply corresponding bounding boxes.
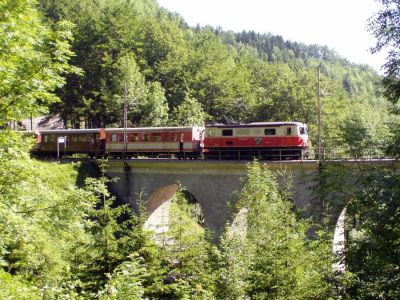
[264,128,276,135]
[299,127,306,135]
[286,127,292,135]
[222,129,233,136]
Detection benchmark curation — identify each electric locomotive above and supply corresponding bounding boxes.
[203,122,309,160]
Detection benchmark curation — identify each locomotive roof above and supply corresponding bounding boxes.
[206,122,306,128]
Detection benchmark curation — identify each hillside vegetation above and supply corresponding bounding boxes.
[37,0,393,152]
[0,132,335,298]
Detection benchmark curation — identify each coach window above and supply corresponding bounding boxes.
[130,133,139,142]
[264,128,276,135]
[172,132,178,142]
[286,127,292,135]
[222,129,233,136]
[50,135,56,142]
[44,135,49,143]
[152,133,162,142]
[111,133,117,142]
[142,133,149,142]
[71,136,78,143]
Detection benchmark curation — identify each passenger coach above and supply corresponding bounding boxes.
[203,122,309,160]
[32,128,105,157]
[105,126,204,158]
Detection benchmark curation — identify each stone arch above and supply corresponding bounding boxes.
[144,184,179,234]
[332,206,346,274]
[143,184,206,235]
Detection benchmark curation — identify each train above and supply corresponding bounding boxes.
[31,122,310,160]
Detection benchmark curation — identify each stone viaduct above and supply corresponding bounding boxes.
[106,159,327,238]
[104,159,397,241]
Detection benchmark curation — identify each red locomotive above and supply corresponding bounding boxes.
[32,122,309,160]
[204,122,309,160]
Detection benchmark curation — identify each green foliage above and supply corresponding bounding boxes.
[0,270,41,299]
[109,54,169,127]
[384,119,400,157]
[0,133,160,298]
[369,0,400,102]
[99,254,146,300]
[0,0,79,126]
[338,104,389,157]
[0,131,93,298]
[317,162,400,298]
[250,62,317,123]
[148,190,218,298]
[140,81,169,127]
[341,165,400,298]
[170,96,207,126]
[218,161,333,299]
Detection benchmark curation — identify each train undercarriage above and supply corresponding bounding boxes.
[204,147,307,161]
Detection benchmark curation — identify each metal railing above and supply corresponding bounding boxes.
[307,147,390,161]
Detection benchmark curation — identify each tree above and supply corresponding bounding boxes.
[108,54,169,127]
[338,103,389,158]
[150,190,218,298]
[0,0,78,126]
[139,81,169,127]
[0,131,94,298]
[327,164,400,298]
[170,96,207,126]
[316,160,400,298]
[76,161,148,294]
[369,0,400,102]
[218,161,333,299]
[99,254,146,300]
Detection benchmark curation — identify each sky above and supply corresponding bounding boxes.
[157,0,387,73]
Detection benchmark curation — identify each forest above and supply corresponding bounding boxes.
[1,0,400,298]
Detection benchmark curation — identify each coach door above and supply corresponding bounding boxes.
[179,132,185,157]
